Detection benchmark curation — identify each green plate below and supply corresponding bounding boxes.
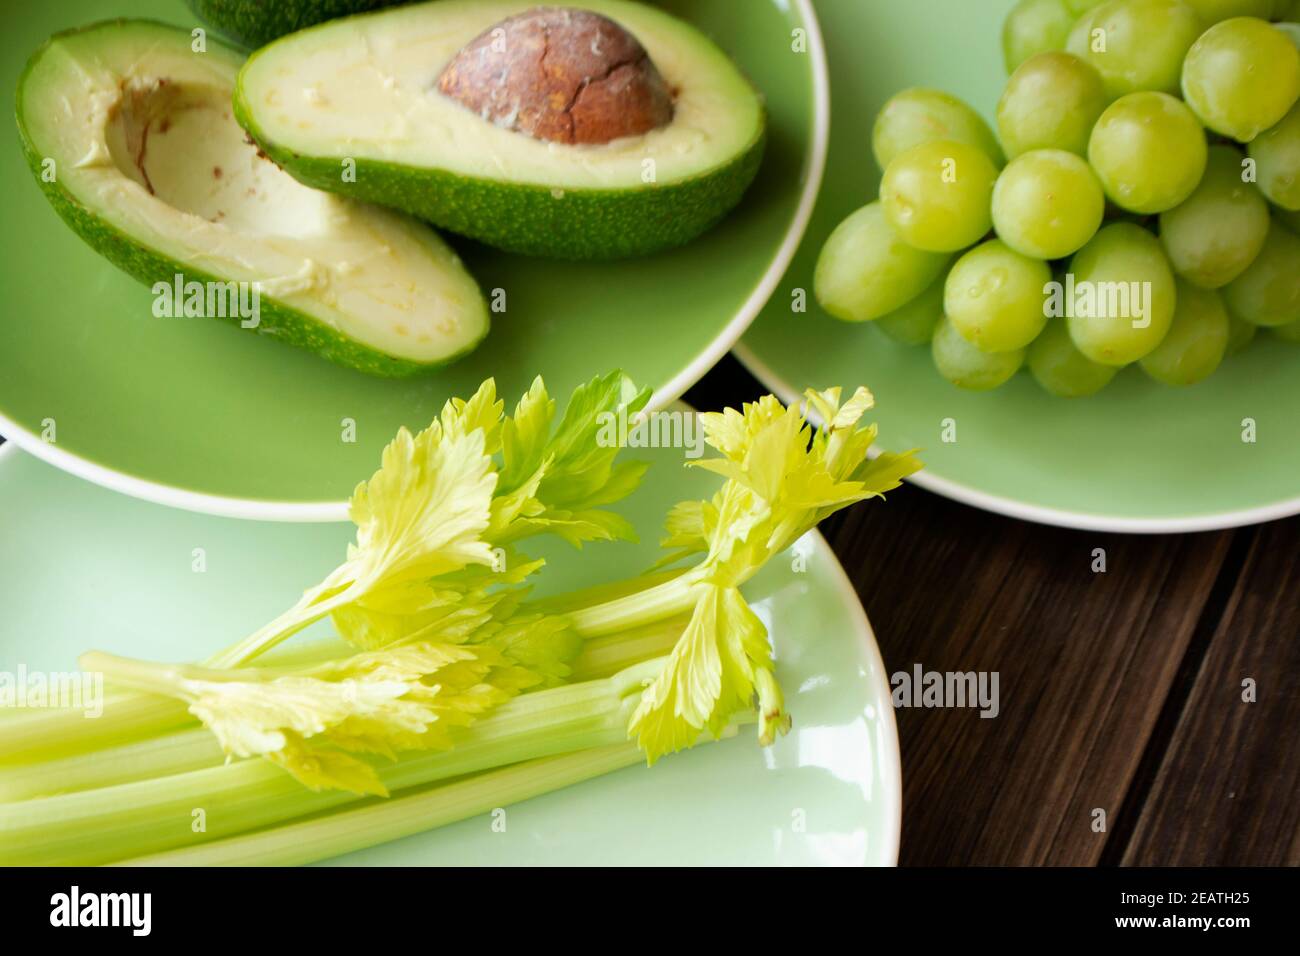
[0,440,900,865]
[0,0,827,520]
[738,0,1300,532]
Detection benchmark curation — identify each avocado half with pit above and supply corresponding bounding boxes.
[16,19,489,377]
[234,1,767,259]
[188,0,408,51]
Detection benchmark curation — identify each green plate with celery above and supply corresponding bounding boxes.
[739,0,1300,532]
[0,375,907,866]
[0,0,825,520]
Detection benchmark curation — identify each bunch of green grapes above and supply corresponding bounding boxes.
[814,0,1300,398]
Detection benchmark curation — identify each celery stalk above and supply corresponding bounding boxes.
[564,571,704,637]
[0,557,704,768]
[0,638,352,764]
[120,725,740,867]
[0,691,192,763]
[0,660,663,866]
[0,552,727,769]
[119,743,653,867]
[0,727,222,803]
[0,619,686,801]
[0,572,696,765]
[526,567,688,615]
[566,614,688,681]
[202,583,358,670]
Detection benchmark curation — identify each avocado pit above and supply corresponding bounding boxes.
[436,6,674,146]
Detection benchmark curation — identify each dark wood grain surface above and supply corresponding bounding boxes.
[686,355,1300,867]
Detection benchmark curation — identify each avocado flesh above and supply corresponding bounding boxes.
[188,0,408,50]
[17,20,489,376]
[234,0,766,259]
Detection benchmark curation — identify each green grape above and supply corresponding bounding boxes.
[1274,320,1300,341]
[875,271,947,345]
[1223,219,1300,325]
[1139,281,1230,385]
[1278,206,1300,233]
[932,314,1026,390]
[814,202,951,322]
[992,149,1105,259]
[1002,0,1075,73]
[1184,0,1275,21]
[1064,0,1108,12]
[1249,102,1300,210]
[1158,145,1270,288]
[872,89,1004,170]
[1028,317,1119,396]
[1066,223,1178,365]
[997,53,1107,159]
[945,239,1052,352]
[1226,313,1258,353]
[1066,0,1203,100]
[880,140,999,252]
[1182,17,1300,142]
[1088,92,1208,213]
[1282,0,1300,21]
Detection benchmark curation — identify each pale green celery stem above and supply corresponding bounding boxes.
[0,661,662,866]
[77,652,200,698]
[0,691,193,764]
[120,743,652,866]
[0,622,685,801]
[528,566,688,616]
[78,650,325,695]
[204,581,356,669]
[1,558,714,773]
[122,725,742,868]
[562,548,788,638]
[0,601,357,764]
[0,564,693,764]
[565,570,705,637]
[568,614,689,681]
[0,727,222,803]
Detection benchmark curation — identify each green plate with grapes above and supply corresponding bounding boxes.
[739,0,1300,531]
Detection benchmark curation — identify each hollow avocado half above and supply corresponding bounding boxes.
[16,19,489,377]
[187,0,408,50]
[234,0,767,259]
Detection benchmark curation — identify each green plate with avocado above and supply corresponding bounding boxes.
[738,0,1300,532]
[0,0,826,518]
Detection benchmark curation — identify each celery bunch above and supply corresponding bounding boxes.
[0,374,918,866]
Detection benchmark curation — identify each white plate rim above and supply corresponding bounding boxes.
[734,342,1300,535]
[0,438,901,866]
[0,0,832,524]
[805,529,902,866]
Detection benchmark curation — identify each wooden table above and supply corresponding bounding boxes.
[687,356,1300,866]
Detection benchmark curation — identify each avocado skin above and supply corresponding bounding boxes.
[187,0,408,50]
[233,66,767,260]
[14,23,487,378]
